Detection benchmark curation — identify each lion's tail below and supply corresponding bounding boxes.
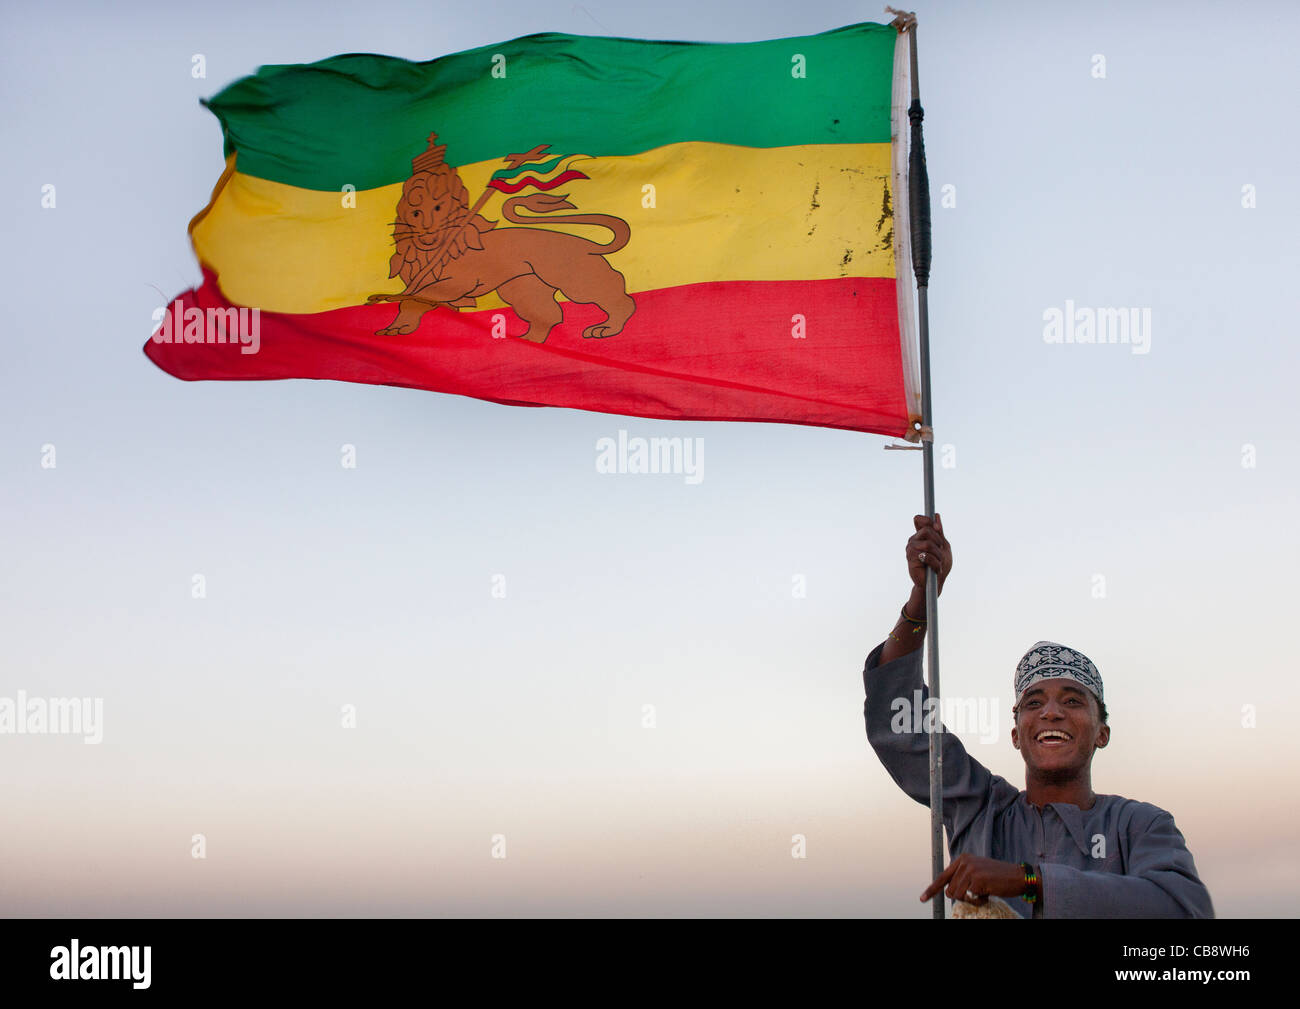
[502,194,630,255]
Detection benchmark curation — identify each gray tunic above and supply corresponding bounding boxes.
[863,641,1215,918]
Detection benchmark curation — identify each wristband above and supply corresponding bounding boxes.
[900,604,927,632]
[1020,862,1040,903]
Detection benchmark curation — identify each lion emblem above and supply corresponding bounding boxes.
[368,134,635,344]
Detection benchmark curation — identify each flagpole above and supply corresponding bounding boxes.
[896,10,943,920]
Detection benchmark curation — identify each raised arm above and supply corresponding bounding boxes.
[863,515,1017,846]
[879,514,949,666]
[864,642,1012,850]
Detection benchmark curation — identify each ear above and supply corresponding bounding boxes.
[1011,726,1020,750]
[1095,725,1110,749]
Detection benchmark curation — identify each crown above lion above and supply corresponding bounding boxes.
[412,133,449,175]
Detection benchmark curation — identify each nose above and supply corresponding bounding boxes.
[1039,698,1067,719]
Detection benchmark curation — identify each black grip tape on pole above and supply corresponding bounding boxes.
[908,99,932,288]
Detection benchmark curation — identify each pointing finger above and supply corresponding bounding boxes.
[920,862,956,902]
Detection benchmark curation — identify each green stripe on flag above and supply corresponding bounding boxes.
[204,23,896,192]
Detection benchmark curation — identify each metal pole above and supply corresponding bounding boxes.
[903,18,943,920]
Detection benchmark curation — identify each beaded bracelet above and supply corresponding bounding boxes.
[1020,862,1040,903]
[889,603,930,642]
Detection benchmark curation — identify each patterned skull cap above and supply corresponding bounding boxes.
[1014,641,1103,707]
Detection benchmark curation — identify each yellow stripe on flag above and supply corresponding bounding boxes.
[192,141,894,315]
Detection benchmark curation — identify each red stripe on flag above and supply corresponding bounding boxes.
[144,270,908,435]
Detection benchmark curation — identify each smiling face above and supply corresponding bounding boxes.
[1011,678,1110,777]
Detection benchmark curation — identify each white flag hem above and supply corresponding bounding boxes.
[890,23,923,441]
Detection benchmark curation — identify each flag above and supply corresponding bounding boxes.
[144,22,922,437]
[487,153,591,194]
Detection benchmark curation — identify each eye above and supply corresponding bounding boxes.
[434,204,442,211]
